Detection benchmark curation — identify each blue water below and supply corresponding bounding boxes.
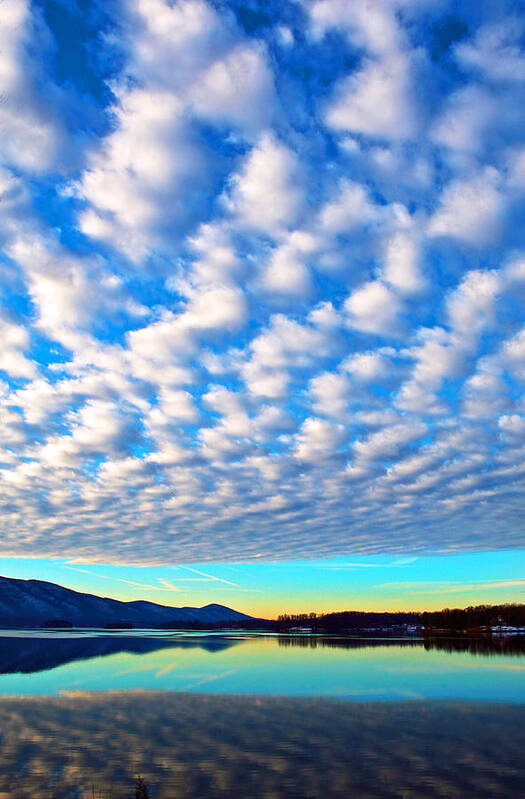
[0,632,524,797]
[0,630,523,702]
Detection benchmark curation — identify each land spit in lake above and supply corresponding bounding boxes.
[0,630,523,797]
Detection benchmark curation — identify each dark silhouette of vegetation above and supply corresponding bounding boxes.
[421,603,525,632]
[277,604,525,634]
[278,634,525,656]
[278,635,422,649]
[134,777,149,798]
[277,610,420,633]
[159,618,274,631]
[42,619,73,628]
[105,622,134,629]
[423,635,525,656]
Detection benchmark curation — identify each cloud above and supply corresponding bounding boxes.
[317,179,383,241]
[225,133,303,237]
[309,371,349,417]
[352,421,427,463]
[342,351,389,382]
[262,239,313,298]
[0,317,36,379]
[189,43,276,134]
[430,85,495,155]
[315,0,419,140]
[454,18,525,83]
[293,417,346,463]
[428,168,506,245]
[344,281,402,336]
[446,269,501,336]
[0,0,63,171]
[0,0,524,562]
[381,231,425,295]
[75,0,278,260]
[326,56,417,140]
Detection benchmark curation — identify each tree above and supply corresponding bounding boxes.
[134,777,149,799]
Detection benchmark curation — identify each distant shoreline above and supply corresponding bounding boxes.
[0,625,524,638]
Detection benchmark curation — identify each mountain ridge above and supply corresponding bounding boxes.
[0,574,254,628]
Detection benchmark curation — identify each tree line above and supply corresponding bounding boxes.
[276,604,525,633]
[276,610,419,632]
[420,603,525,631]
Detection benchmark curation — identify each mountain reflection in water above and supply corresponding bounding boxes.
[0,692,522,798]
[0,633,240,674]
[0,632,523,676]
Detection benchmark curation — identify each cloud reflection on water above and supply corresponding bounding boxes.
[0,692,523,798]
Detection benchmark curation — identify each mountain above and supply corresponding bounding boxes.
[0,575,254,628]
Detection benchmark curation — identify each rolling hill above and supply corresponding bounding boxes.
[0,574,254,628]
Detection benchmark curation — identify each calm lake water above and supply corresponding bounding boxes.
[0,631,523,797]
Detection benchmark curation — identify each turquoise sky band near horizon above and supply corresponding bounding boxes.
[0,551,523,617]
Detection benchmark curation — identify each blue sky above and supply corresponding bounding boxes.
[1,551,524,616]
[0,0,524,612]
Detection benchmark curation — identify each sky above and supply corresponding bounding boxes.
[0,0,524,616]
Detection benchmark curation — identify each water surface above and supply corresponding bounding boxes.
[0,631,523,798]
[0,630,523,701]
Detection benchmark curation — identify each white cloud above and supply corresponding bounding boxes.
[428,168,506,245]
[156,389,199,424]
[507,148,525,189]
[293,417,346,462]
[344,280,401,336]
[308,0,403,55]
[352,420,427,462]
[499,414,525,435]
[241,313,336,398]
[262,241,312,298]
[126,286,246,380]
[225,133,303,236]
[242,361,290,400]
[314,0,418,141]
[342,351,388,382]
[394,326,466,415]
[0,0,62,171]
[455,19,525,83]
[77,87,203,258]
[187,223,242,286]
[381,231,424,295]
[410,327,465,387]
[75,0,278,260]
[462,370,510,419]
[248,314,333,370]
[1,0,525,562]
[502,327,525,379]
[254,405,295,435]
[309,371,349,417]
[326,56,416,140]
[446,269,501,336]
[431,85,495,155]
[318,179,381,234]
[307,301,341,329]
[0,317,36,379]
[189,43,275,134]
[184,286,247,332]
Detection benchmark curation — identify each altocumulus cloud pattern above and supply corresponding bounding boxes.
[1,0,525,563]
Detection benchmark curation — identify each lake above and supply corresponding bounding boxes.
[0,631,523,797]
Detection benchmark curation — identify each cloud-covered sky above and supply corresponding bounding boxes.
[1,0,525,566]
